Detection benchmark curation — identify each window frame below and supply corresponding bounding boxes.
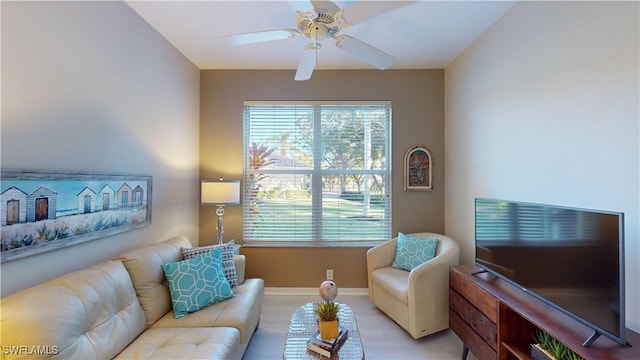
[242,101,392,247]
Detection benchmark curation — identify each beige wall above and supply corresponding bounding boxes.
[200,70,444,287]
[1,1,200,296]
[444,1,639,332]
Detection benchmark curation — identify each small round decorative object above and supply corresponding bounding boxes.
[319,280,338,302]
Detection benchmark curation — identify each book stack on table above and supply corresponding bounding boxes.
[306,327,349,358]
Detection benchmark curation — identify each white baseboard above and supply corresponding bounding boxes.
[265,287,369,296]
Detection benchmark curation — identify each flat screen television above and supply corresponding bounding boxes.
[475,198,626,346]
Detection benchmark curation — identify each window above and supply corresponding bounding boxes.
[243,101,391,244]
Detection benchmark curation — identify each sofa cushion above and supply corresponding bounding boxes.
[391,232,440,271]
[182,240,238,287]
[152,278,264,345]
[0,260,145,359]
[118,236,191,327]
[162,248,235,319]
[114,327,240,360]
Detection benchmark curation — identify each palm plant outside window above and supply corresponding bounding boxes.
[243,101,391,244]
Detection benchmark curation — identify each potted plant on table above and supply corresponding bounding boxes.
[315,300,340,340]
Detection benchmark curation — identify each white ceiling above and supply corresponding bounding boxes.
[126,1,516,70]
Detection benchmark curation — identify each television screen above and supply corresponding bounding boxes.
[475,198,625,345]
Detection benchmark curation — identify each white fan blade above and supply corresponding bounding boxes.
[224,29,299,46]
[295,45,318,81]
[334,35,394,70]
[312,0,340,14]
[341,1,414,25]
[287,0,314,13]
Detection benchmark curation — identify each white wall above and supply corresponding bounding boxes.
[1,1,200,295]
[445,1,639,332]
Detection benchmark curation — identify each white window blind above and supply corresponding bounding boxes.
[243,102,391,243]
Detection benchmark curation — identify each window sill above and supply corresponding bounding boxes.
[240,240,384,248]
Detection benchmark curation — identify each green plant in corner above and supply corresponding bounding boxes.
[548,339,568,359]
[533,329,584,360]
[534,329,554,353]
[565,351,583,360]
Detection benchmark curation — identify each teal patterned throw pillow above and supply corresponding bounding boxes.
[391,233,440,271]
[181,240,238,287]
[162,248,234,319]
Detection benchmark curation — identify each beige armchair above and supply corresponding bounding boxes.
[367,232,460,339]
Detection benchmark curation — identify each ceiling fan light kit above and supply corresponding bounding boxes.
[224,0,400,81]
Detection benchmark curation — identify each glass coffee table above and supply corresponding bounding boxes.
[283,302,364,359]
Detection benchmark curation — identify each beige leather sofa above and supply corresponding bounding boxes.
[367,232,459,339]
[0,236,264,359]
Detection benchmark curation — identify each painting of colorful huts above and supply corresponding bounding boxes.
[1,172,151,261]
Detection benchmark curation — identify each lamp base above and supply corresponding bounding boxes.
[216,205,225,245]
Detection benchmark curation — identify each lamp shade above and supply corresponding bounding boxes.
[201,180,240,205]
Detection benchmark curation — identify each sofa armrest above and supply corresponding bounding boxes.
[408,244,458,295]
[234,255,246,285]
[367,239,397,271]
[407,235,460,318]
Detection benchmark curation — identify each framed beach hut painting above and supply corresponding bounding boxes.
[404,146,433,191]
[0,171,152,262]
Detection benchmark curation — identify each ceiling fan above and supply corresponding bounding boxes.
[224,0,412,81]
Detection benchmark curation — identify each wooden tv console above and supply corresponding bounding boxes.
[449,265,639,360]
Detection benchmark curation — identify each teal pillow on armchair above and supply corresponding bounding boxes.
[391,232,440,271]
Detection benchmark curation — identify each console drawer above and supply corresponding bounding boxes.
[450,309,497,360]
[450,267,498,322]
[450,289,497,349]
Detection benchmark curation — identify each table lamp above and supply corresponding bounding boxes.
[201,178,240,244]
